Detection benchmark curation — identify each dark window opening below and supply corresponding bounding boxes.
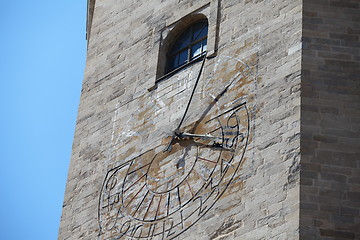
[166,21,208,73]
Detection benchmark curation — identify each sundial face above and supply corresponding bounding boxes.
[98,55,255,239]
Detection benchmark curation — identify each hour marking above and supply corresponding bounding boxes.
[143,194,155,220]
[154,195,163,220]
[198,157,217,164]
[205,102,246,124]
[123,174,146,193]
[208,126,221,134]
[128,162,152,175]
[180,210,184,229]
[132,190,149,217]
[186,180,195,198]
[177,187,181,207]
[167,192,171,216]
[125,184,146,208]
[221,158,236,174]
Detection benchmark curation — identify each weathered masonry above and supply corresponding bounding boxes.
[59,1,360,239]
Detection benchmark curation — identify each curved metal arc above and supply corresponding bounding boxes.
[98,161,132,234]
[98,150,156,233]
[169,105,250,240]
[99,55,255,239]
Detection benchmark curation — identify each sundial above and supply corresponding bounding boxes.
[98,55,255,239]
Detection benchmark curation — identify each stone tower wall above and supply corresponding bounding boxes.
[300,0,360,239]
[59,1,303,239]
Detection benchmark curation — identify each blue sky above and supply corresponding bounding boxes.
[0,1,87,239]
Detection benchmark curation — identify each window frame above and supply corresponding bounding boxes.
[165,20,208,74]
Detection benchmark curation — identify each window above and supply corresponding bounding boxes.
[166,20,208,73]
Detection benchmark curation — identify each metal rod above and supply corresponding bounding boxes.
[178,132,222,140]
